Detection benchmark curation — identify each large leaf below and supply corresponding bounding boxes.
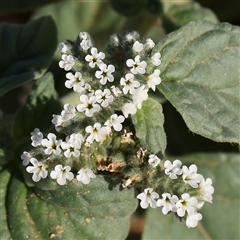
[12,72,62,143]
[0,170,11,239]
[155,21,240,144]
[142,152,240,239]
[132,98,166,155]
[6,174,137,239]
[0,16,57,96]
[162,2,218,32]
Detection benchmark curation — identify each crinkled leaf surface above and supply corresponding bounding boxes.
[155,21,240,144]
[6,174,137,239]
[12,72,62,143]
[163,2,218,32]
[132,98,166,155]
[142,152,240,239]
[0,16,57,96]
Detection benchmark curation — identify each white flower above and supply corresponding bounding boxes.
[65,72,85,92]
[164,159,183,179]
[80,40,92,50]
[125,31,139,42]
[105,114,125,132]
[186,211,202,228]
[78,83,94,96]
[133,41,144,53]
[77,95,100,117]
[182,164,203,188]
[61,133,84,158]
[52,104,76,129]
[95,64,115,85]
[50,165,74,185]
[157,193,179,214]
[85,123,108,143]
[148,154,161,167]
[59,54,74,71]
[151,52,161,66]
[146,69,161,91]
[121,102,137,118]
[137,188,159,209]
[52,114,64,129]
[26,158,48,182]
[21,151,32,166]
[120,73,140,95]
[77,168,96,184]
[41,133,62,155]
[126,55,147,74]
[79,32,88,40]
[85,47,105,68]
[79,32,92,50]
[61,103,76,120]
[176,193,198,217]
[95,89,114,107]
[111,85,122,97]
[144,38,155,50]
[198,178,214,203]
[132,85,148,109]
[30,128,43,147]
[58,42,68,53]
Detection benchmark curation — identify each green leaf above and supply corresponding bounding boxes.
[0,16,57,96]
[12,72,62,143]
[32,1,126,57]
[0,0,59,14]
[0,170,11,239]
[132,98,166,155]
[162,2,218,32]
[142,152,240,239]
[155,21,240,144]
[6,175,137,239]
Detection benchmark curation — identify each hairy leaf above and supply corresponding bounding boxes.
[142,152,240,239]
[132,98,166,155]
[6,175,137,239]
[12,72,62,143]
[0,16,57,96]
[155,21,240,143]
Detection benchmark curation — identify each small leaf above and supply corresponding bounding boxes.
[6,175,137,239]
[142,153,240,239]
[155,21,240,143]
[163,2,218,32]
[12,72,62,143]
[132,98,166,155]
[0,16,57,96]
[0,170,11,239]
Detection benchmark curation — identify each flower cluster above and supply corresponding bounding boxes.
[20,31,214,229]
[21,31,162,187]
[137,159,214,228]
[21,128,96,185]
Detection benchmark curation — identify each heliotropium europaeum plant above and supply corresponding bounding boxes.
[21,29,217,231]
[1,15,239,239]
